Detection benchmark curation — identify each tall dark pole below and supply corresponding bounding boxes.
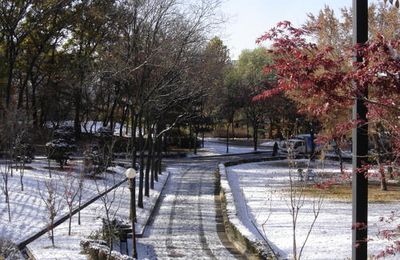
[129,178,137,258]
[352,0,368,259]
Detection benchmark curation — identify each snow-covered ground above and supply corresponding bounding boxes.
[225,160,399,259]
[0,156,169,259]
[188,138,270,157]
[46,120,133,137]
[27,170,169,259]
[0,157,128,244]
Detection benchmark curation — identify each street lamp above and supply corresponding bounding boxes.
[125,168,137,259]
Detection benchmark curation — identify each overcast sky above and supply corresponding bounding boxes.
[220,0,379,60]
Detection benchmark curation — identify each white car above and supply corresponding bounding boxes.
[279,139,307,155]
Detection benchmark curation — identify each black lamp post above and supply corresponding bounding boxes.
[352,1,368,259]
[125,168,137,259]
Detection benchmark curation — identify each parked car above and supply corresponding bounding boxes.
[278,139,307,155]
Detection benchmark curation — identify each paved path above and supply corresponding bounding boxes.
[138,153,270,259]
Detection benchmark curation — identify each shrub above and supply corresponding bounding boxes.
[46,126,76,168]
[0,238,20,259]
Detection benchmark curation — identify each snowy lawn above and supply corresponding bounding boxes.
[27,169,170,259]
[0,156,169,259]
[0,157,127,244]
[226,160,399,259]
[188,138,270,157]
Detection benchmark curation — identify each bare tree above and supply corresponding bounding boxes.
[0,160,12,222]
[94,173,124,257]
[77,164,85,226]
[38,178,62,247]
[287,160,324,260]
[13,129,34,191]
[62,168,79,236]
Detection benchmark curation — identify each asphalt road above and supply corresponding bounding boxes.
[137,152,271,259]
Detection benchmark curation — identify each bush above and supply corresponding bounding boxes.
[0,238,20,259]
[13,132,35,163]
[46,126,76,168]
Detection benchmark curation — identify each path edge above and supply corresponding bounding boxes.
[217,157,285,260]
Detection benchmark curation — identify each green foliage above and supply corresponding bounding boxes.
[46,126,76,168]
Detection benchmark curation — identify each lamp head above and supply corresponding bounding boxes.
[125,168,137,179]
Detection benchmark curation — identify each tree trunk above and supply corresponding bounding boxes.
[253,121,258,152]
[74,89,82,139]
[5,46,16,108]
[145,123,152,197]
[194,128,198,155]
[373,130,387,191]
[388,166,394,180]
[153,136,162,182]
[20,173,24,191]
[231,119,235,140]
[189,124,193,151]
[379,166,388,191]
[78,190,82,225]
[150,137,156,189]
[226,123,229,153]
[68,211,72,235]
[120,105,128,137]
[157,136,163,178]
[131,109,138,168]
[269,119,273,139]
[138,113,144,208]
[31,82,38,127]
[51,224,55,247]
[247,121,250,140]
[108,97,118,132]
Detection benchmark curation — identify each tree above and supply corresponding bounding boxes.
[62,169,79,236]
[94,173,122,257]
[38,178,62,247]
[235,48,290,150]
[0,159,12,222]
[46,126,76,169]
[255,16,400,258]
[0,0,32,109]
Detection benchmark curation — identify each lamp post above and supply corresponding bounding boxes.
[125,168,137,259]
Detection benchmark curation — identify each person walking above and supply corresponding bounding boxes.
[272,141,278,156]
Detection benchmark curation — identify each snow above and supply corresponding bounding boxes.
[0,156,169,259]
[260,140,278,147]
[187,138,270,157]
[219,164,269,254]
[26,168,169,259]
[224,160,400,259]
[137,160,242,259]
[0,157,126,244]
[46,121,134,137]
[4,134,395,259]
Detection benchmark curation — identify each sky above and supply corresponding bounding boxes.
[220,0,378,60]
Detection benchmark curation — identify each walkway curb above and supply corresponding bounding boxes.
[217,157,285,260]
[137,171,171,238]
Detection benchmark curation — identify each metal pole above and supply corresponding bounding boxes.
[130,178,137,258]
[352,0,368,259]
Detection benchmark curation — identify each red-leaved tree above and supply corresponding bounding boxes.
[255,20,400,163]
[255,20,400,257]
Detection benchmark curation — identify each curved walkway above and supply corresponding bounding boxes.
[138,154,269,259]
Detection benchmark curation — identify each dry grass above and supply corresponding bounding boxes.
[298,181,400,203]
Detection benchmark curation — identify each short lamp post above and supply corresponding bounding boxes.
[125,168,137,259]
